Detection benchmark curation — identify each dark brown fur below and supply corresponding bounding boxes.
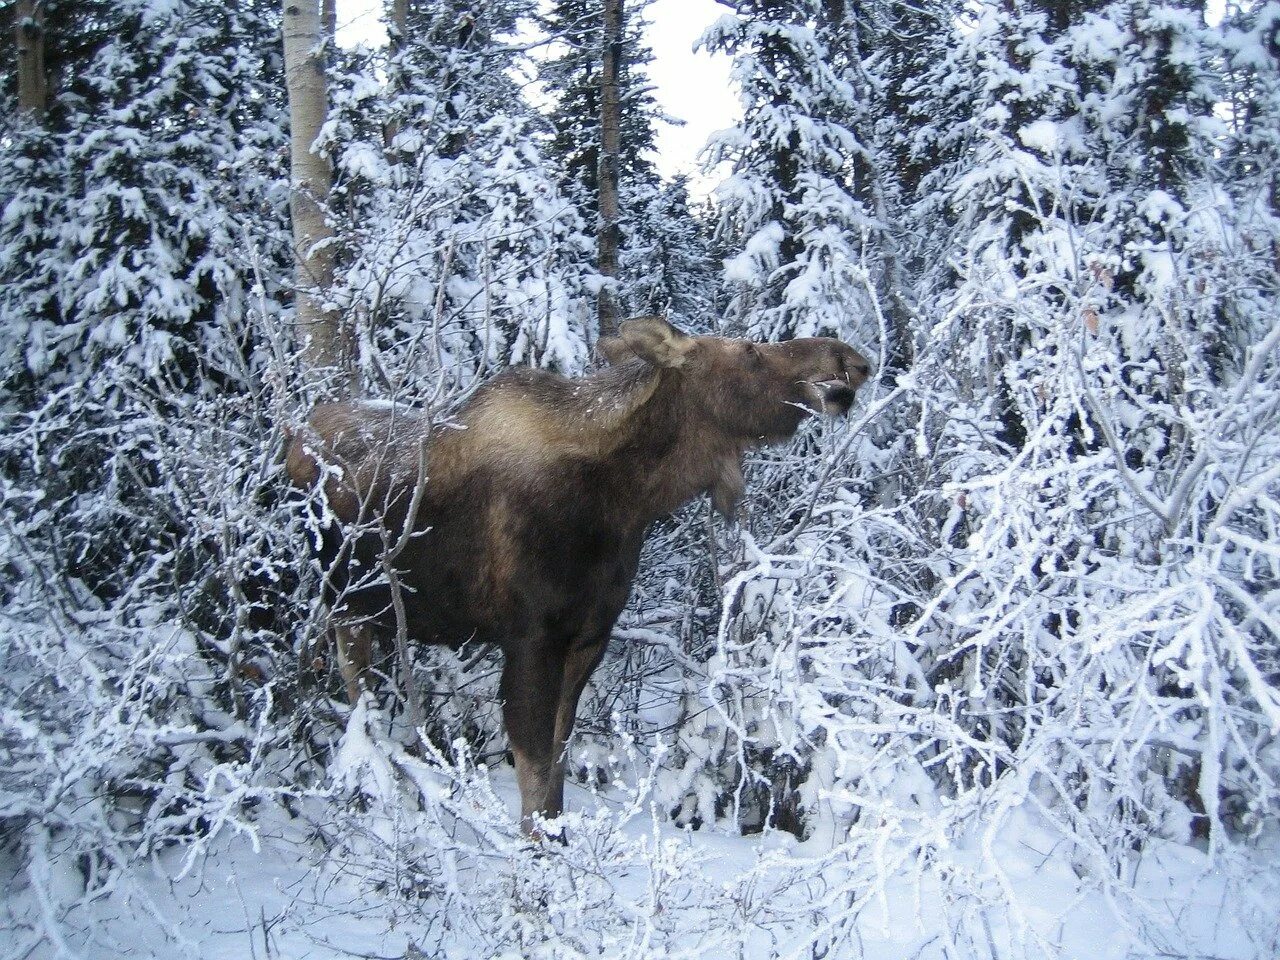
[285,317,869,833]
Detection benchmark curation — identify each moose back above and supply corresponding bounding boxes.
[286,317,870,834]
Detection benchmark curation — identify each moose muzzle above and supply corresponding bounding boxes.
[813,379,860,415]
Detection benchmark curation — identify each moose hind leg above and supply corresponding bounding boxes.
[334,621,373,704]
[501,644,565,836]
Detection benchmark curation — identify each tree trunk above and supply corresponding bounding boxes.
[14,0,48,117]
[321,0,336,42]
[383,0,409,149]
[597,0,623,338]
[283,0,354,398]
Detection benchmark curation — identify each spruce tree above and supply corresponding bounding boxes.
[1220,0,1280,363]
[325,0,592,382]
[702,0,872,342]
[541,0,662,217]
[0,0,289,392]
[622,175,717,323]
[540,0,696,330]
[0,0,290,605]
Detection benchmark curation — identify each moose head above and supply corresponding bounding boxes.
[596,316,870,516]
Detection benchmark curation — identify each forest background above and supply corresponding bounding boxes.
[1,0,1279,957]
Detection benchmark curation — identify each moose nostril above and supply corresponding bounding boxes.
[855,363,870,377]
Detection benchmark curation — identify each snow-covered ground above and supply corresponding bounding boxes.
[6,750,1276,960]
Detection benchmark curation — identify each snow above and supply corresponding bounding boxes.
[3,0,1280,958]
[1018,119,1060,153]
[723,221,784,283]
[4,760,1272,960]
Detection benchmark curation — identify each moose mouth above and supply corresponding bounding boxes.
[812,379,859,416]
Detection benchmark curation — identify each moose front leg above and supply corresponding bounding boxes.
[547,634,610,816]
[501,641,565,836]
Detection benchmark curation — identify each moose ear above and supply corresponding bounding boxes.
[618,316,695,369]
[595,336,633,365]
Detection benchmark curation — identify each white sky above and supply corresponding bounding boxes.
[333,0,738,188]
[642,0,738,184]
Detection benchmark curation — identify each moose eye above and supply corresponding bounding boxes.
[745,344,764,368]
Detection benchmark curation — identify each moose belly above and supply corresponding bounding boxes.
[393,497,644,651]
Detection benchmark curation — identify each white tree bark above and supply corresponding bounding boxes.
[597,0,623,339]
[283,0,354,398]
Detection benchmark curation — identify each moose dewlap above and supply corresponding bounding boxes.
[286,316,870,834]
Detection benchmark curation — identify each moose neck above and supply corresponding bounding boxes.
[598,367,743,523]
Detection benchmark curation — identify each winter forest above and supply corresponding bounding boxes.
[2,0,1279,956]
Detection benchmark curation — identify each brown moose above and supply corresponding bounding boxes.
[285,317,869,834]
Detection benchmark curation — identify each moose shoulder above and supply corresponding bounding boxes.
[285,317,870,834]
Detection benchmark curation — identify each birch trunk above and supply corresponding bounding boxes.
[597,0,623,338]
[283,0,354,397]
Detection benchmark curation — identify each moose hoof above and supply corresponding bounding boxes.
[521,816,568,846]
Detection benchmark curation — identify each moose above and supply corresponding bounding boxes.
[285,317,870,834]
